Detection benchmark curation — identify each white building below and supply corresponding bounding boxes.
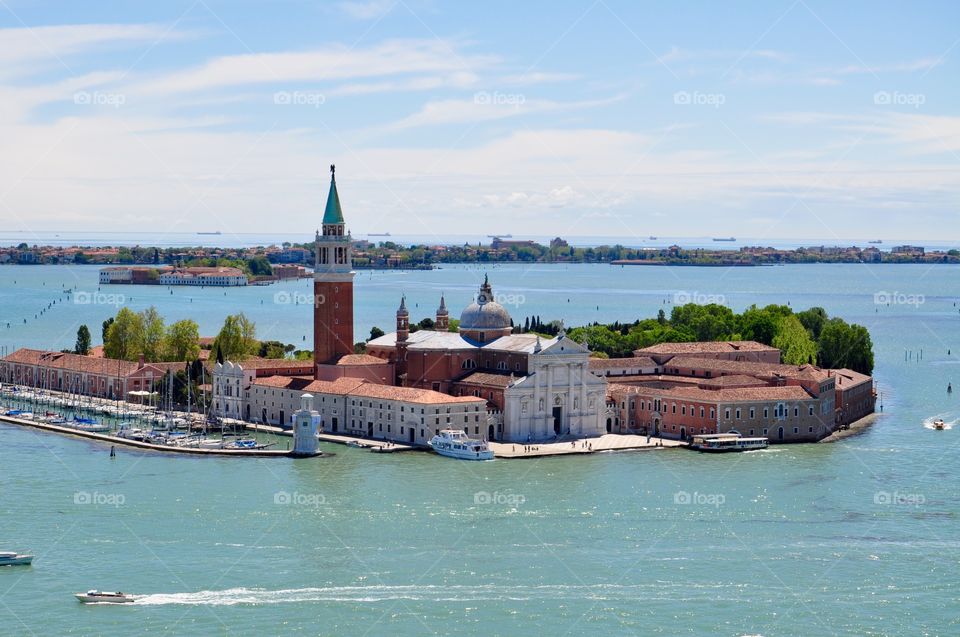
[503,335,608,441]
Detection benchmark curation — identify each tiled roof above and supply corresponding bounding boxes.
[664,356,830,382]
[349,382,485,404]
[609,382,812,403]
[832,368,872,388]
[697,374,769,388]
[454,372,517,388]
[3,348,138,376]
[588,356,658,370]
[635,340,779,355]
[231,358,315,371]
[336,354,389,366]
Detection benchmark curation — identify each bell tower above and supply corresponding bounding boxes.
[313,164,355,373]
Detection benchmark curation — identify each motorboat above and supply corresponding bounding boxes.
[933,419,946,430]
[0,552,33,566]
[689,433,769,452]
[75,590,137,604]
[428,429,494,460]
[69,416,111,433]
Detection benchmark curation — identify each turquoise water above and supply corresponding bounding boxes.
[2,263,959,636]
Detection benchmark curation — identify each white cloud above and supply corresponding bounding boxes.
[0,23,182,79]
[127,39,497,97]
[383,94,624,130]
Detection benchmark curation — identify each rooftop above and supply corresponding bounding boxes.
[635,340,779,356]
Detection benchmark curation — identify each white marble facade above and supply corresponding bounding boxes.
[503,335,607,442]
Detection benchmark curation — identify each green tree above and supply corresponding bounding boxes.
[772,315,818,365]
[796,307,828,339]
[258,340,288,359]
[104,307,145,361]
[369,326,385,340]
[247,256,273,276]
[738,305,780,345]
[139,307,166,362]
[818,318,874,374]
[163,319,200,361]
[101,317,114,343]
[212,313,258,361]
[74,325,91,355]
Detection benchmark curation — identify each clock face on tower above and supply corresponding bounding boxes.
[477,293,487,304]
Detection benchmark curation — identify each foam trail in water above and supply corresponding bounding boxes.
[133,584,662,606]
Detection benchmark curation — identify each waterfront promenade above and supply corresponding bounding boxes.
[490,434,686,458]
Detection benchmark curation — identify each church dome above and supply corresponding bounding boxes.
[458,274,512,334]
[459,300,511,330]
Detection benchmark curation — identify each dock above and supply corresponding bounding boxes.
[0,415,325,458]
[490,434,686,458]
[247,423,418,453]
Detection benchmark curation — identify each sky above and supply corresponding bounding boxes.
[0,0,958,244]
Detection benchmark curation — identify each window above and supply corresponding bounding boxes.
[808,406,814,416]
[764,407,769,418]
[724,408,731,419]
[735,409,741,419]
[749,408,755,419]
[793,427,799,434]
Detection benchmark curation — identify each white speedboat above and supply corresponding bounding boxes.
[75,590,137,604]
[428,429,494,460]
[933,419,946,430]
[0,552,33,566]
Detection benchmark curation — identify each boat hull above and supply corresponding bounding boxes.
[0,556,33,566]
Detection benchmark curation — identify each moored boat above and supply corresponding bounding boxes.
[0,552,33,566]
[75,590,137,604]
[689,433,768,452]
[428,429,494,460]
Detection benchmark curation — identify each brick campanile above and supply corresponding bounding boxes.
[313,164,355,375]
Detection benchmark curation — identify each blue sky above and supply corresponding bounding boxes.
[1,0,957,242]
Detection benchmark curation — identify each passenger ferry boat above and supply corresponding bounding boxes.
[689,433,768,452]
[428,429,494,461]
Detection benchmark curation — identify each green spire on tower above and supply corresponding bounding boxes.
[323,164,345,225]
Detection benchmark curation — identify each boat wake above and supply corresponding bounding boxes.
[133,584,657,606]
[922,416,955,430]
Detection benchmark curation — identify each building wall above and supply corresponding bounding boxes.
[502,352,607,442]
[313,278,354,366]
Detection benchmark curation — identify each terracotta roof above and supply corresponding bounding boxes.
[336,354,389,366]
[3,348,138,376]
[831,368,872,388]
[609,382,812,403]
[664,356,830,382]
[588,356,658,370]
[231,358,315,371]
[350,383,485,405]
[454,372,517,388]
[635,340,778,355]
[697,374,769,388]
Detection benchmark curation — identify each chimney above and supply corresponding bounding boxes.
[138,354,145,369]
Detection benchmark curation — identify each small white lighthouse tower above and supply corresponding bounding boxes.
[292,393,320,456]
